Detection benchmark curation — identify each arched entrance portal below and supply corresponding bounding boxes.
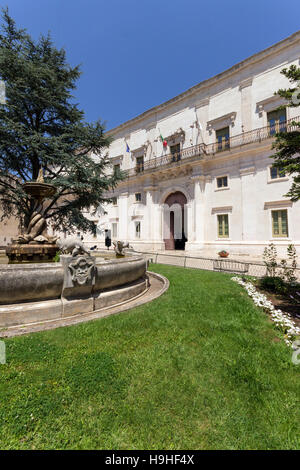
[163,191,187,250]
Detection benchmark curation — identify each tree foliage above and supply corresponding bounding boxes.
[0,9,123,235]
[272,65,300,201]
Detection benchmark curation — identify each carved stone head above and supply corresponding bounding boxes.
[69,256,94,286]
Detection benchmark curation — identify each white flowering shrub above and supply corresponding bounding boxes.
[262,243,298,285]
[279,244,298,284]
[263,243,278,277]
[231,276,300,346]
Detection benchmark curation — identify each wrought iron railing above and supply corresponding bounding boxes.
[126,143,206,177]
[125,116,300,178]
[204,116,300,155]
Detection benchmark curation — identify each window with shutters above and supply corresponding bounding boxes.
[267,108,287,136]
[216,127,230,151]
[272,210,288,237]
[217,214,229,238]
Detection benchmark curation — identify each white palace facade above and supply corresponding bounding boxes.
[87,31,300,257]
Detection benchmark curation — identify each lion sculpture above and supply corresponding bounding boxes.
[57,237,90,257]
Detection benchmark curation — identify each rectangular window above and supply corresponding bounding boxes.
[113,163,120,175]
[267,108,287,136]
[136,156,144,173]
[170,143,181,162]
[270,166,286,179]
[272,210,288,237]
[216,127,230,151]
[135,221,141,239]
[217,176,228,188]
[112,223,118,238]
[112,197,117,206]
[217,214,229,238]
[135,192,141,202]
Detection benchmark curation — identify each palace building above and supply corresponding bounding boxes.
[87,31,300,257]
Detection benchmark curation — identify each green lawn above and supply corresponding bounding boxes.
[0,264,299,450]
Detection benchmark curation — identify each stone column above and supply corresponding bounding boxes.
[239,167,256,242]
[187,174,206,250]
[186,200,193,244]
[118,192,128,241]
[144,185,159,249]
[145,187,154,241]
[239,78,253,133]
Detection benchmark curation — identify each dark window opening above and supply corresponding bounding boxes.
[170,143,181,162]
[216,127,230,151]
[136,156,144,173]
[217,176,228,188]
[267,108,287,136]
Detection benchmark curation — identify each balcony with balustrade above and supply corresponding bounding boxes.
[125,116,300,179]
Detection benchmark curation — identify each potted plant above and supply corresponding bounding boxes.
[218,250,229,258]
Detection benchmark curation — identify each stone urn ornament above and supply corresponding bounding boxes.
[6,168,59,262]
[218,250,229,258]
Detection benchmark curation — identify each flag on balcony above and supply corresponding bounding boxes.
[159,131,168,148]
[126,143,130,153]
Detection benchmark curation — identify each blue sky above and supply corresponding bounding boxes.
[2,0,300,130]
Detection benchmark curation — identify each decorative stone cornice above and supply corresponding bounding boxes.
[239,166,256,176]
[239,77,253,90]
[110,154,124,164]
[264,200,293,209]
[211,206,233,214]
[165,127,185,143]
[195,97,210,109]
[207,112,237,132]
[145,121,156,131]
[256,95,286,116]
[144,185,157,192]
[131,145,147,157]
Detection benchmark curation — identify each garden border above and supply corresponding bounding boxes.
[139,251,300,280]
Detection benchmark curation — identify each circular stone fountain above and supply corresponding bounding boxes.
[1,173,169,332]
[0,253,153,328]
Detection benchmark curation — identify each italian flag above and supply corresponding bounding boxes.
[159,131,168,148]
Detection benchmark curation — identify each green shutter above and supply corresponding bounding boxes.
[272,210,288,237]
[217,214,229,238]
[218,215,222,236]
[280,210,288,236]
[224,215,229,236]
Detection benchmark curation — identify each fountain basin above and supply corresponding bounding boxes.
[0,254,148,327]
[6,243,58,263]
[23,182,57,199]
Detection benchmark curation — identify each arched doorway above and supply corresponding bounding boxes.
[163,191,187,250]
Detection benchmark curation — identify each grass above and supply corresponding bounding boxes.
[0,264,299,450]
